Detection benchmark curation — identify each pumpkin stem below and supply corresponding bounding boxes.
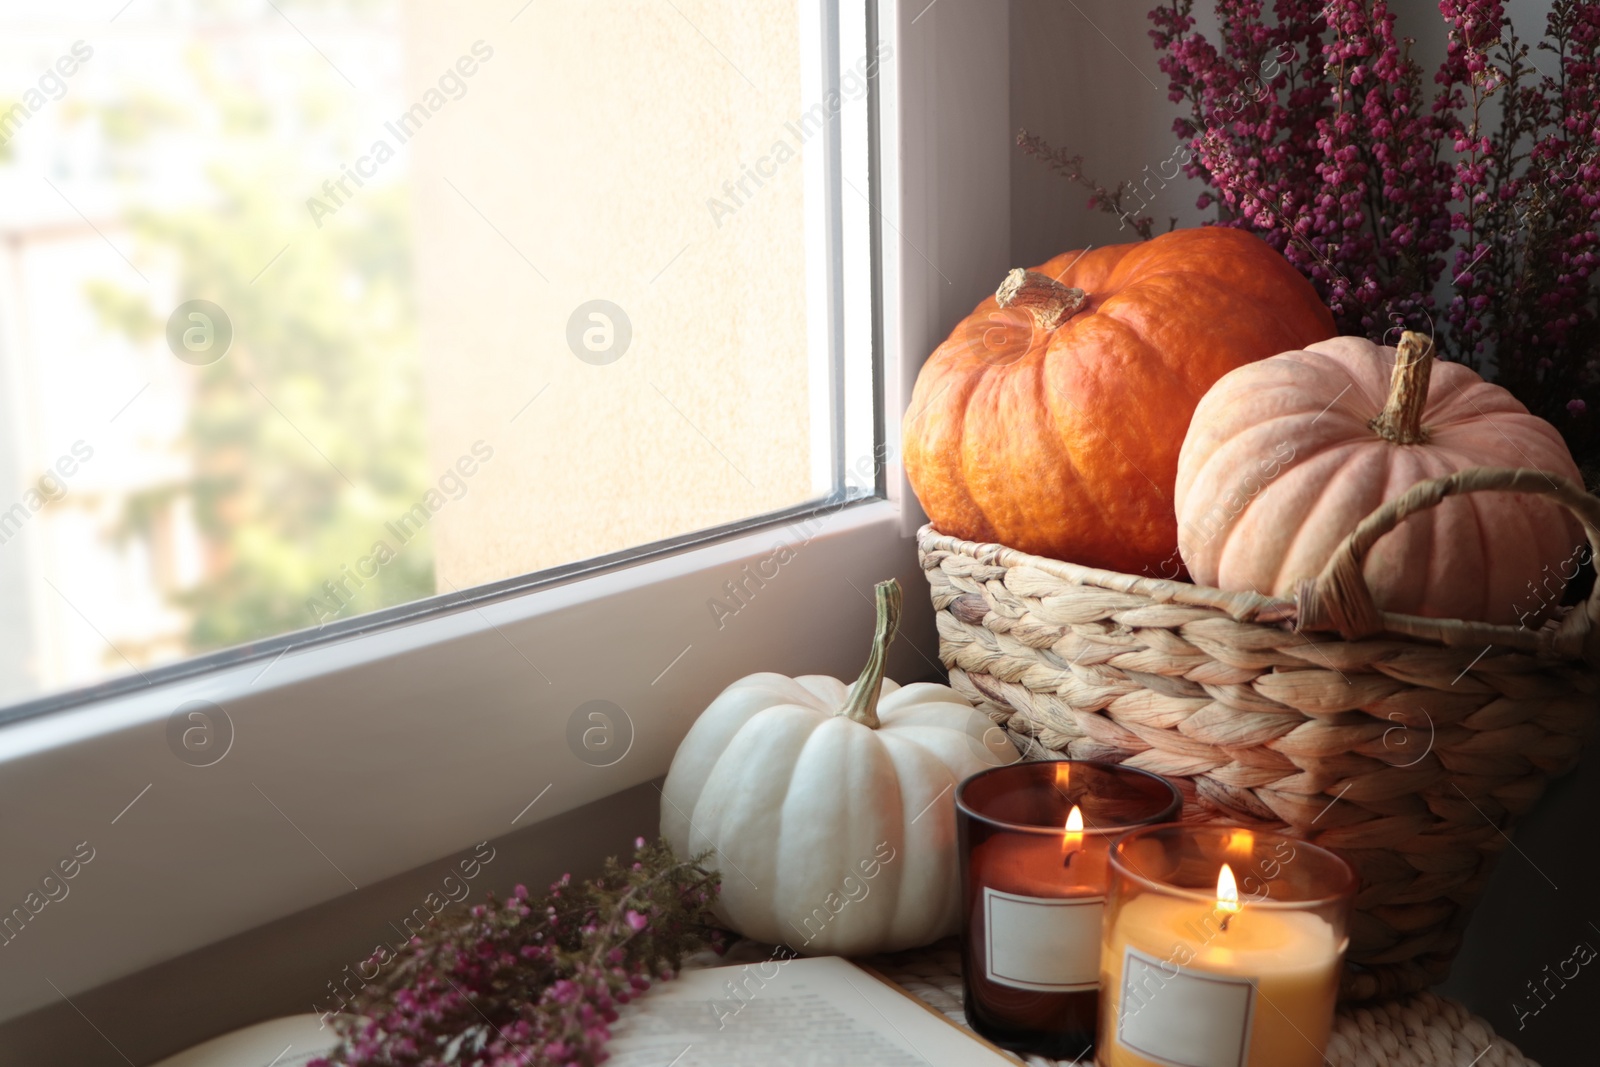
[839,579,903,728]
[996,268,1087,330]
[1370,331,1434,445]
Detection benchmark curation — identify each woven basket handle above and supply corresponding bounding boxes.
[1295,466,1600,665]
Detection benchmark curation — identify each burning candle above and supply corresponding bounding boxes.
[1097,825,1355,1067]
[956,761,1181,1059]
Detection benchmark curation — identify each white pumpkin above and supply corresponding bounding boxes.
[660,580,1018,955]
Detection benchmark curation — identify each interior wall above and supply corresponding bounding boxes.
[1009,0,1208,270]
[1009,4,1589,1064]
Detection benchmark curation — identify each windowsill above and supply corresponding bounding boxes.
[0,780,666,1066]
[0,496,938,1027]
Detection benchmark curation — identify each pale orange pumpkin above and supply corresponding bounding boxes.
[903,227,1335,575]
[1175,332,1584,624]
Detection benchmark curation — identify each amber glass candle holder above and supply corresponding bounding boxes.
[1097,825,1356,1067]
[956,760,1182,1059]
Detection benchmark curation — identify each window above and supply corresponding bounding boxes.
[0,0,1013,1033]
[0,0,878,716]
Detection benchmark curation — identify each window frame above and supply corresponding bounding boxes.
[0,0,1012,1024]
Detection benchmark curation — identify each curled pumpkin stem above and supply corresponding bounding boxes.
[996,268,1087,330]
[838,579,903,728]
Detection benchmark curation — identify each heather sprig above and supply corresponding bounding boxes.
[1015,130,1175,240]
[310,839,726,1067]
[1027,0,1600,472]
[1148,0,1458,339]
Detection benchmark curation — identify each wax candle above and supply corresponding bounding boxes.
[971,804,1106,995]
[1096,827,1355,1067]
[956,761,1181,1059]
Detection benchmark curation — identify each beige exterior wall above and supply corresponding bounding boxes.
[405,1,817,588]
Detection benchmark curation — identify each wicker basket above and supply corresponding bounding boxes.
[918,467,1600,1002]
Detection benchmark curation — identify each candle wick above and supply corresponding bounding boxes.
[1062,849,1078,869]
[1219,913,1231,933]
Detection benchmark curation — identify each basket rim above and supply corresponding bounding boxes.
[917,523,1572,662]
[918,523,1289,618]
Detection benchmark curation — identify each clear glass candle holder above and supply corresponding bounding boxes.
[1097,824,1356,1067]
[956,760,1183,1059]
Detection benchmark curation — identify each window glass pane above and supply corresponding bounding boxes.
[0,0,874,710]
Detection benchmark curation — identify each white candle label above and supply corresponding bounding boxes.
[1116,947,1255,1067]
[982,887,1103,991]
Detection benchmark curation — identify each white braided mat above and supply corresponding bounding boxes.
[707,940,1539,1066]
[864,943,1538,1067]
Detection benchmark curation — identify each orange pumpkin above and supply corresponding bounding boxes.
[902,227,1335,574]
[1175,332,1585,624]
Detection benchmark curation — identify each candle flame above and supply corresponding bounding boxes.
[1055,762,1072,789]
[1226,828,1254,855]
[1060,804,1084,869]
[1217,863,1241,916]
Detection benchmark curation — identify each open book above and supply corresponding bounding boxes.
[149,1014,339,1067]
[604,955,1018,1066]
[154,956,1018,1066]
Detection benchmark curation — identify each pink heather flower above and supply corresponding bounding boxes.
[313,843,723,1067]
[1139,0,1598,467]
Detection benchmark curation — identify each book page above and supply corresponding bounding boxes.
[149,1014,339,1067]
[605,956,1021,1067]
[150,958,1018,1067]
